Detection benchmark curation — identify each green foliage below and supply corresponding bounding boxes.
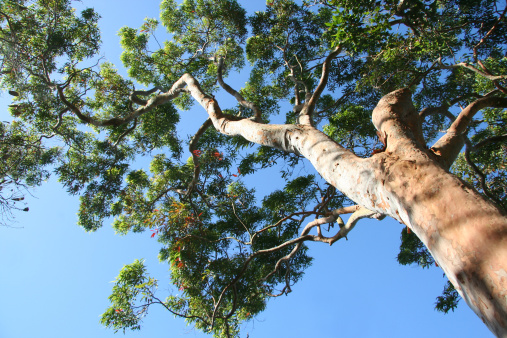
[397,227,434,269]
[245,0,334,110]
[85,63,134,120]
[117,0,248,93]
[0,121,60,224]
[2,0,505,336]
[324,104,377,156]
[101,259,157,332]
[103,159,316,336]
[435,281,461,314]
[263,175,317,216]
[398,227,462,311]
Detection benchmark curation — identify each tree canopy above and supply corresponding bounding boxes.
[0,0,506,337]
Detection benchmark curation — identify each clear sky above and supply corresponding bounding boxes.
[0,1,494,337]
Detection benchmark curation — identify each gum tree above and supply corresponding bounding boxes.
[1,0,506,336]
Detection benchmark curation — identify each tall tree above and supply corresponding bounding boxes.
[1,0,506,336]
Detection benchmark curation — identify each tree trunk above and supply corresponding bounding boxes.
[190,79,507,336]
[365,89,507,337]
[373,148,507,337]
[315,88,507,337]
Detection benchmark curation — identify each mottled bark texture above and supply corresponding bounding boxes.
[185,81,507,336]
[369,90,507,337]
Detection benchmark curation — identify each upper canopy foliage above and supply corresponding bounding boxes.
[0,0,505,336]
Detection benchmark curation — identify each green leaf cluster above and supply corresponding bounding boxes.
[101,259,158,332]
[1,0,505,336]
[0,120,61,224]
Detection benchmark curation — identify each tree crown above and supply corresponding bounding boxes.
[1,0,505,336]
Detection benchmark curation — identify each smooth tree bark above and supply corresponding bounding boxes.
[52,31,507,335]
[58,62,507,335]
[5,1,507,336]
[169,74,507,336]
[61,66,507,335]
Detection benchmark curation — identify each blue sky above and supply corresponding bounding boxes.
[0,1,494,337]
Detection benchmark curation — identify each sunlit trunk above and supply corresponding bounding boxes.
[371,152,507,337]
[196,79,507,336]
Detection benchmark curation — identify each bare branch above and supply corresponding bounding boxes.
[188,119,213,193]
[251,210,323,242]
[284,52,311,108]
[216,58,262,121]
[149,293,210,324]
[326,207,383,245]
[447,96,507,136]
[469,134,507,152]
[473,4,507,62]
[56,78,188,127]
[299,46,342,126]
[419,89,499,121]
[260,205,372,283]
[129,86,166,105]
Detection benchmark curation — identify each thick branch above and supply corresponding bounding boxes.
[56,80,187,127]
[372,88,426,152]
[431,96,507,168]
[77,74,381,223]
